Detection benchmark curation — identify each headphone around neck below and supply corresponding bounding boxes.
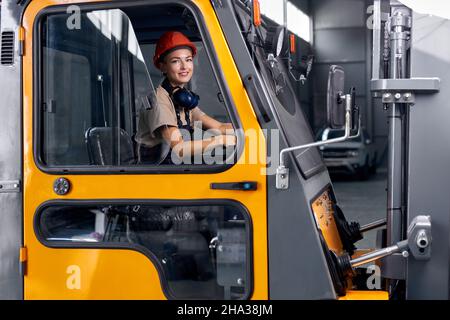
[162,78,200,111]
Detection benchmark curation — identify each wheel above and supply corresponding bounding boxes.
[370,153,378,175]
[358,158,370,181]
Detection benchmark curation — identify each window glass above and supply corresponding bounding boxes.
[233,2,326,178]
[40,5,235,169]
[259,0,311,43]
[42,9,155,166]
[38,203,250,300]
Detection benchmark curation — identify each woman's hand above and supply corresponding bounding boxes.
[219,123,235,135]
[213,134,236,146]
[159,126,235,159]
[197,114,234,135]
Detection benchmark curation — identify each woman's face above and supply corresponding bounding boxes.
[159,48,194,87]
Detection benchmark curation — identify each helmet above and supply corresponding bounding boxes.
[153,31,197,68]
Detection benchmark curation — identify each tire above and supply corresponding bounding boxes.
[358,158,370,181]
[370,153,378,175]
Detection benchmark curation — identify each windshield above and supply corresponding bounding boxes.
[233,2,325,179]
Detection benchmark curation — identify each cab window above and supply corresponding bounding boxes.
[232,1,325,179]
[38,4,237,171]
[37,202,251,300]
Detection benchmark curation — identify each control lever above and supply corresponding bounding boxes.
[359,218,387,233]
[331,215,431,283]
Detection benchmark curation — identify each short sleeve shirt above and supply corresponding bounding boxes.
[135,85,205,148]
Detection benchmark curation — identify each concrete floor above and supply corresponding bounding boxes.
[331,170,387,249]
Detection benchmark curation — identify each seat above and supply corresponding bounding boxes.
[85,127,136,165]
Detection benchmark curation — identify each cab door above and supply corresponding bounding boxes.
[22,0,268,299]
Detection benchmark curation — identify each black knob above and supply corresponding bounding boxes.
[330,251,354,285]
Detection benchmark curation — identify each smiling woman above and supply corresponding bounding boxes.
[135,30,235,165]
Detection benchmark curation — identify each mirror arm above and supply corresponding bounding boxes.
[276,94,361,190]
[279,94,357,168]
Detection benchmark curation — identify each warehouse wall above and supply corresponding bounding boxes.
[289,0,315,125]
[308,0,388,166]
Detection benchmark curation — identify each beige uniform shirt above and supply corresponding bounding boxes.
[135,85,205,148]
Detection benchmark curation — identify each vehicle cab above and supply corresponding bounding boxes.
[0,0,396,300]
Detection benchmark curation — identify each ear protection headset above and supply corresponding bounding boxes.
[161,78,199,134]
[172,87,200,110]
[161,78,199,111]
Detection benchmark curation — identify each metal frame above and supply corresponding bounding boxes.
[404,8,450,299]
[0,0,26,300]
[371,78,440,92]
[370,0,447,299]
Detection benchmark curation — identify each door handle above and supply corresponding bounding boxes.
[210,181,257,191]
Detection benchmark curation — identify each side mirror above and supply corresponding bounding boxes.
[327,65,346,129]
[276,66,362,190]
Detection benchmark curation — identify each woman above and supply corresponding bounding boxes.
[135,31,235,164]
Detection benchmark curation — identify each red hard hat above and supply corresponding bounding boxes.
[153,31,197,68]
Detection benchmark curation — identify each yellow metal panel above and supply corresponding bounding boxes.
[339,290,389,300]
[26,248,166,300]
[19,26,26,41]
[20,247,28,263]
[311,190,344,254]
[22,0,268,299]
